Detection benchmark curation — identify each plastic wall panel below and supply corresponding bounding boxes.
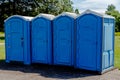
[53,16,74,66]
[104,22,113,51]
[5,16,31,65]
[31,18,52,64]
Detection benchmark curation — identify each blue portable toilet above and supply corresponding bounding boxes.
[31,14,55,64]
[53,12,77,66]
[76,10,115,73]
[5,15,33,65]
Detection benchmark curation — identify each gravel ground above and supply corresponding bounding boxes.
[0,62,119,80]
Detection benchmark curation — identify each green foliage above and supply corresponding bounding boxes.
[0,1,38,31]
[107,4,116,11]
[37,0,74,15]
[106,4,120,32]
[0,0,74,31]
[75,9,79,14]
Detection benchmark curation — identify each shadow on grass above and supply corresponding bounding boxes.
[0,36,4,40]
[0,60,99,79]
[0,59,5,63]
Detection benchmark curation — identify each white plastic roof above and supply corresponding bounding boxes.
[55,12,77,19]
[33,13,55,20]
[78,9,115,19]
[23,16,33,21]
[4,15,33,22]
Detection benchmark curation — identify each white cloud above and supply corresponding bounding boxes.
[72,0,120,13]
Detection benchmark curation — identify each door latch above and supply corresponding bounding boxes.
[21,37,24,47]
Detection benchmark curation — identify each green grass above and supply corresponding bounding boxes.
[0,32,5,61]
[115,32,120,36]
[0,32,4,43]
[0,32,120,69]
[115,36,120,69]
[0,45,5,61]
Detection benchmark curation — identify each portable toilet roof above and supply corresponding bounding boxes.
[5,15,33,22]
[55,12,77,19]
[78,9,115,19]
[22,16,33,20]
[32,13,55,20]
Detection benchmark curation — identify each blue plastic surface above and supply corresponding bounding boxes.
[76,13,115,73]
[31,17,53,64]
[53,15,75,66]
[5,16,31,65]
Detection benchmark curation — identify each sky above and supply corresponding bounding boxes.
[72,0,120,13]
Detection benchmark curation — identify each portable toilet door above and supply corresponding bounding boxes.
[53,12,77,66]
[5,15,33,65]
[76,10,115,73]
[31,14,55,64]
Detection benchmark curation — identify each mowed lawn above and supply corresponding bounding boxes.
[0,32,120,69]
[115,35,120,69]
[0,46,5,60]
[0,32,5,60]
[0,32,4,43]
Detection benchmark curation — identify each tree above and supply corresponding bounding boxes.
[106,4,120,32]
[0,0,40,31]
[37,0,74,15]
[60,0,74,13]
[0,0,74,31]
[107,4,115,11]
[75,9,79,14]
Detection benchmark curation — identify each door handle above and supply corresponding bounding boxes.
[21,41,24,47]
[21,37,24,40]
[21,38,24,47]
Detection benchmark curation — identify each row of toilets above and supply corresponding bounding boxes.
[5,10,115,73]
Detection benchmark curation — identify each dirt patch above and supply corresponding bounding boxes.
[0,43,4,45]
